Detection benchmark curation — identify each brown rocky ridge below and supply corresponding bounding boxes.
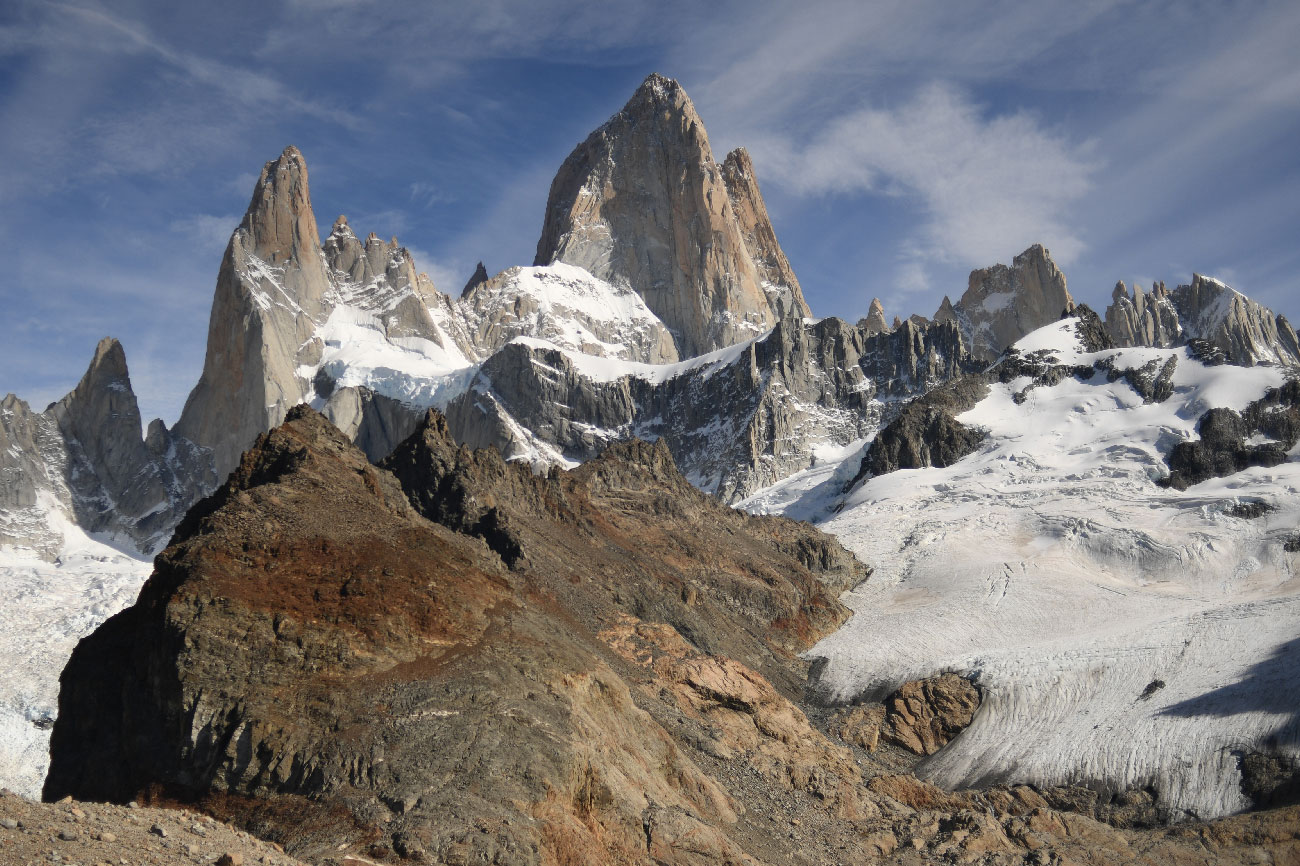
[43,407,1300,865]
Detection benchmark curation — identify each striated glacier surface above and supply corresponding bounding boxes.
[747,319,1300,820]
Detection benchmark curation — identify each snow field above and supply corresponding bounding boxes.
[753,321,1300,819]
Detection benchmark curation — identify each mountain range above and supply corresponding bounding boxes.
[2,73,1299,864]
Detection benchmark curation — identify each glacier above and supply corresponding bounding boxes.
[747,319,1300,820]
[0,499,150,798]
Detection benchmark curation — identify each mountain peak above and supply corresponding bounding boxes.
[632,72,686,104]
[85,336,128,381]
[535,74,808,357]
[461,261,489,297]
[953,243,1073,360]
[175,146,333,479]
[239,145,319,267]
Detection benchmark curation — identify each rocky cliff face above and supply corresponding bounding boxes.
[323,216,447,344]
[442,310,977,502]
[1105,274,1300,367]
[1104,280,1182,349]
[174,146,334,481]
[0,339,212,557]
[949,244,1075,361]
[535,73,810,359]
[719,147,807,320]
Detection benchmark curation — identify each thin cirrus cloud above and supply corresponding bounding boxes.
[750,84,1096,283]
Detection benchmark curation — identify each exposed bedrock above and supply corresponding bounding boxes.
[1163,380,1300,489]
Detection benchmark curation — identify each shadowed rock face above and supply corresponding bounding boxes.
[846,375,990,487]
[535,73,809,359]
[1162,381,1300,490]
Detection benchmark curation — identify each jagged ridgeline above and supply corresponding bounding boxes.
[8,73,1298,565]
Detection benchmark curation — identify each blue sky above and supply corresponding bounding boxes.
[2,0,1298,424]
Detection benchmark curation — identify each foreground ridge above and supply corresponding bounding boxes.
[43,406,1300,865]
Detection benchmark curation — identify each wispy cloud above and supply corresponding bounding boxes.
[51,2,359,128]
[753,84,1096,277]
[170,213,240,255]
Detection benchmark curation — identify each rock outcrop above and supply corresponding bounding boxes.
[535,73,809,359]
[833,673,981,756]
[460,260,489,296]
[858,298,889,336]
[948,244,1074,362]
[1104,275,1300,367]
[1162,380,1300,490]
[847,375,989,486]
[320,385,423,463]
[444,310,978,501]
[1104,280,1183,349]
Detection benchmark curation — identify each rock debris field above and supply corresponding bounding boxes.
[0,789,310,866]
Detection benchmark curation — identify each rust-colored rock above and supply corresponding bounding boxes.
[881,673,981,756]
[832,673,980,757]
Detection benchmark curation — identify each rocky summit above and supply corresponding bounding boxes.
[45,407,869,863]
[947,243,1075,362]
[175,146,334,482]
[1104,273,1300,366]
[0,337,211,557]
[535,73,810,358]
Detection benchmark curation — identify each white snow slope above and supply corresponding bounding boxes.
[0,498,150,798]
[747,318,1300,821]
